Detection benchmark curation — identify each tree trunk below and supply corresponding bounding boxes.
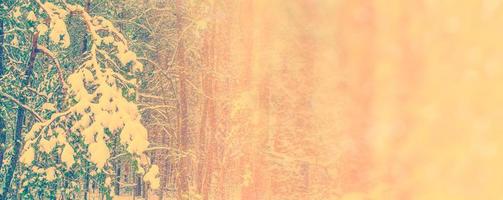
[238,1,257,199]
[115,162,121,195]
[198,16,217,199]
[0,116,5,170]
[135,175,142,197]
[0,19,4,76]
[177,65,189,199]
[1,32,39,199]
[175,0,190,198]
[203,72,216,200]
[0,19,5,170]
[197,73,208,194]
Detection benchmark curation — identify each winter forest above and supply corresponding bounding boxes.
[1,0,336,199]
[3,0,503,199]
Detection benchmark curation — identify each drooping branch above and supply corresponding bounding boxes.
[37,45,68,90]
[4,2,159,199]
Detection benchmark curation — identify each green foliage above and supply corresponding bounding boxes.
[0,0,157,198]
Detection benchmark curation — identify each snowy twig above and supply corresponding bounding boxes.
[34,0,51,20]
[138,93,173,100]
[139,104,177,111]
[37,45,68,91]
[137,57,158,67]
[25,87,49,99]
[108,152,128,161]
[96,49,120,69]
[0,91,43,122]
[24,108,72,142]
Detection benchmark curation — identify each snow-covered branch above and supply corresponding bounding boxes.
[0,91,43,122]
[36,45,67,90]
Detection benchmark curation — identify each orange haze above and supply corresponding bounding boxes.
[189,0,503,199]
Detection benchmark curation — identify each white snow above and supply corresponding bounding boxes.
[20,146,35,165]
[120,121,149,154]
[42,2,71,48]
[39,137,57,153]
[26,11,37,21]
[143,165,160,190]
[11,36,19,46]
[61,144,75,168]
[88,140,110,169]
[19,1,153,190]
[49,19,71,48]
[102,36,114,45]
[36,24,49,35]
[12,7,21,18]
[105,177,112,186]
[45,167,56,181]
[41,102,56,111]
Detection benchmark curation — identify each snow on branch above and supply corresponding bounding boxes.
[18,0,157,195]
[36,45,67,90]
[0,91,43,122]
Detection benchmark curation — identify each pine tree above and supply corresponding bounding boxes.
[0,1,159,199]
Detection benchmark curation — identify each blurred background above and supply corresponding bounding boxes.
[212,0,503,199]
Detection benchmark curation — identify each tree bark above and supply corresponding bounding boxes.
[203,71,216,200]
[175,0,190,198]
[0,19,5,170]
[1,32,39,199]
[0,19,4,77]
[0,116,5,170]
[197,72,208,194]
[198,16,217,199]
[114,162,121,195]
[135,175,142,197]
